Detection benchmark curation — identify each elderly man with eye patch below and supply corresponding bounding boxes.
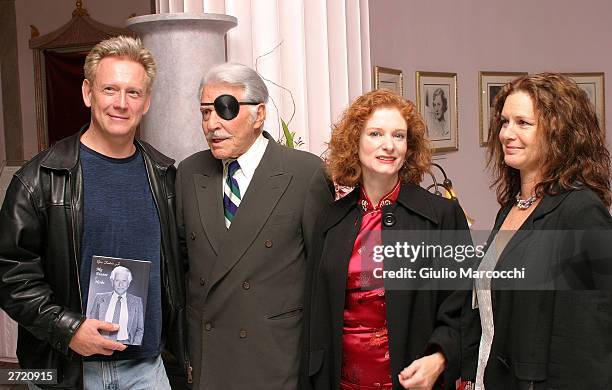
[176,62,334,389]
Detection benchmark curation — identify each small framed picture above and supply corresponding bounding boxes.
[373,66,403,97]
[479,71,527,146]
[416,71,457,153]
[563,72,605,131]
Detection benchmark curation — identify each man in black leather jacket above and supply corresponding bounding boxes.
[0,36,188,389]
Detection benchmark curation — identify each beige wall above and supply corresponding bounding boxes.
[369,0,612,230]
[15,0,151,159]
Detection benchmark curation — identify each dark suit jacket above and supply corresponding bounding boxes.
[176,132,333,389]
[461,188,612,390]
[301,184,471,390]
[87,292,144,345]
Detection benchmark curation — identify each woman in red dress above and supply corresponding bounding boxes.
[301,90,469,390]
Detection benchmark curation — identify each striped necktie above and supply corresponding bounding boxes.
[223,160,241,228]
[111,296,122,341]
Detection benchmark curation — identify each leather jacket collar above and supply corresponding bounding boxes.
[40,127,174,171]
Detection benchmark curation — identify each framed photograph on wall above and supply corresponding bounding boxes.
[416,71,458,153]
[373,66,403,97]
[563,73,605,131]
[479,71,527,146]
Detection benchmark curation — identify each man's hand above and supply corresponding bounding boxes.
[69,319,127,356]
[398,351,446,390]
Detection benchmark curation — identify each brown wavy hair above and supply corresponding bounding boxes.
[327,89,431,187]
[487,73,611,207]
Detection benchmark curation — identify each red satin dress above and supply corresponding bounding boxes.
[340,182,400,390]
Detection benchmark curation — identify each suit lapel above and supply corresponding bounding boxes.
[126,295,135,338]
[193,160,225,255]
[99,293,111,319]
[209,140,291,287]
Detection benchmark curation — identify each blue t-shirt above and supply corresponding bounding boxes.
[79,143,162,360]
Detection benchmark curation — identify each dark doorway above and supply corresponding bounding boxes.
[44,50,90,146]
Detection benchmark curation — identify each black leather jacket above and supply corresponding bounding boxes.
[0,132,188,389]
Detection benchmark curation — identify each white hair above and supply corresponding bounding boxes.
[110,266,133,283]
[199,62,269,119]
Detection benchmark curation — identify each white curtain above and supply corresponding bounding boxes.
[156,0,372,156]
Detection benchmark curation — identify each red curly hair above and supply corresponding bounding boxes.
[327,89,431,187]
[487,73,611,207]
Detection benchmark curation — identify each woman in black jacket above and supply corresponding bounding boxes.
[301,90,470,390]
[461,73,612,389]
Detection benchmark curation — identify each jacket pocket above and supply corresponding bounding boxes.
[512,361,547,390]
[269,212,295,225]
[267,306,303,320]
[513,361,546,381]
[308,348,325,376]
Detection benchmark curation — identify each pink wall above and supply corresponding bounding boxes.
[15,0,151,159]
[369,0,612,230]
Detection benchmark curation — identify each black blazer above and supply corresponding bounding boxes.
[461,188,612,390]
[301,184,470,390]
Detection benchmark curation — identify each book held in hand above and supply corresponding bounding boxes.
[85,255,151,345]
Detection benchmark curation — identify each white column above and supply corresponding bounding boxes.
[127,14,237,163]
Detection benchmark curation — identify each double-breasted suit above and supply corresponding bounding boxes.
[87,292,144,345]
[176,132,333,389]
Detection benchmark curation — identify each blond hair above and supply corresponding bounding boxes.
[84,35,156,90]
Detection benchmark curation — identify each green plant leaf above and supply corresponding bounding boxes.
[281,118,294,148]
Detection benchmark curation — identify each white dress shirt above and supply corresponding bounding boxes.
[222,133,269,197]
[104,292,129,341]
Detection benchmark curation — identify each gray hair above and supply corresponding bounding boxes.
[110,266,133,283]
[200,63,269,119]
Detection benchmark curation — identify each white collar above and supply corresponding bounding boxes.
[111,292,127,300]
[224,133,268,181]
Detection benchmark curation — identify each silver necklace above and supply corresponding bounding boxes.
[515,193,538,209]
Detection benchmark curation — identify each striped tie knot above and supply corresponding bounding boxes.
[223,160,241,228]
[227,159,240,179]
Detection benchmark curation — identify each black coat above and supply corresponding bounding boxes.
[301,184,470,390]
[461,188,612,390]
[0,131,189,389]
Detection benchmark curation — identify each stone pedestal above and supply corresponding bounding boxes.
[127,13,237,164]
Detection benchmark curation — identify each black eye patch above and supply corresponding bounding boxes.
[201,94,260,120]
